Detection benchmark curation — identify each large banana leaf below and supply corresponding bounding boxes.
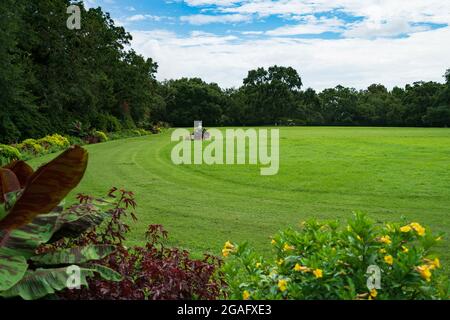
[50,202,109,242]
[0,266,94,300]
[0,168,21,204]
[0,264,122,300]
[89,264,122,282]
[1,207,109,258]
[0,146,88,231]
[2,160,34,188]
[0,248,28,291]
[30,245,117,265]
[0,192,18,221]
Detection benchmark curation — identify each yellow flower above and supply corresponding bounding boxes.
[255,262,262,268]
[313,269,323,278]
[271,239,276,245]
[356,235,362,241]
[379,248,387,254]
[294,263,309,273]
[222,241,235,257]
[277,258,284,266]
[430,258,440,270]
[243,290,250,300]
[417,265,432,282]
[384,255,394,265]
[278,279,288,292]
[436,236,442,241]
[282,243,295,251]
[370,288,378,299]
[224,241,235,250]
[379,235,392,245]
[410,222,426,236]
[400,225,412,233]
[401,245,409,253]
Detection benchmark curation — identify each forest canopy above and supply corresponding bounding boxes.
[1,0,449,143]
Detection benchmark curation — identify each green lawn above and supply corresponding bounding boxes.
[29,127,450,269]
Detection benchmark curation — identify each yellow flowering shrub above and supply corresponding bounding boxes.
[17,139,43,155]
[0,144,21,165]
[94,130,109,142]
[222,212,448,300]
[37,134,70,149]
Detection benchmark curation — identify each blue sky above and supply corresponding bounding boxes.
[84,0,450,90]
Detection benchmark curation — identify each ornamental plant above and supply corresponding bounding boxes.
[37,134,70,150]
[222,212,448,300]
[57,189,223,300]
[94,131,109,143]
[0,146,121,300]
[16,138,43,155]
[0,145,21,166]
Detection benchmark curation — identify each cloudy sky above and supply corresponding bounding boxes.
[84,0,450,90]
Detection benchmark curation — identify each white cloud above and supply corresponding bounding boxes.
[130,26,450,90]
[242,31,264,35]
[183,0,242,6]
[184,0,450,38]
[126,14,168,22]
[180,14,252,25]
[266,16,345,36]
[344,18,430,38]
[126,6,136,12]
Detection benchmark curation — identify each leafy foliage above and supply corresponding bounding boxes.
[0,145,21,166]
[56,189,223,300]
[0,0,160,144]
[222,212,448,300]
[0,147,121,300]
[1,0,449,145]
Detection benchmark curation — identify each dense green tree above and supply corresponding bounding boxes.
[0,0,162,143]
[0,0,50,143]
[241,66,303,125]
[162,78,225,127]
[318,86,359,125]
[423,105,450,127]
[400,82,442,126]
[1,0,449,144]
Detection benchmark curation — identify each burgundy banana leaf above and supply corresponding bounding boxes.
[3,161,34,188]
[0,146,88,231]
[0,168,21,204]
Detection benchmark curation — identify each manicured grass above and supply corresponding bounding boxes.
[29,127,450,271]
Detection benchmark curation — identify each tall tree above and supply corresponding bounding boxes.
[241,66,303,125]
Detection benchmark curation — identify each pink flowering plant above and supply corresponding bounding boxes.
[221,212,448,300]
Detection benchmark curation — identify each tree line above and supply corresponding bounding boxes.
[1,0,449,144]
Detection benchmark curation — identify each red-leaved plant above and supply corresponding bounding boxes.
[46,188,223,300]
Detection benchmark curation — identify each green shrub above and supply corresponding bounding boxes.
[103,114,122,132]
[16,139,43,155]
[66,135,85,146]
[0,147,121,300]
[95,130,109,142]
[0,144,21,165]
[222,212,448,300]
[37,134,70,150]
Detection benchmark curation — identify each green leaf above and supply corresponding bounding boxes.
[0,266,94,300]
[0,248,28,291]
[89,264,122,282]
[49,204,109,242]
[30,245,116,265]
[1,212,60,258]
[0,205,108,258]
